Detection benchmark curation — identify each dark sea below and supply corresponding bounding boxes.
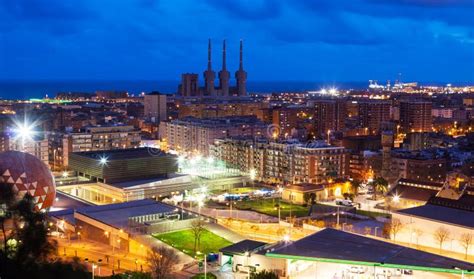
[0,80,370,100]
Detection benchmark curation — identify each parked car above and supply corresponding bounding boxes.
[335,199,353,207]
[347,266,367,274]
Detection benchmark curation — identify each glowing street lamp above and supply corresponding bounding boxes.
[13,122,35,142]
[99,156,108,166]
[62,171,69,178]
[392,193,400,204]
[249,169,256,180]
[206,157,214,164]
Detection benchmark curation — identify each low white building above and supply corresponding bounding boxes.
[392,195,474,259]
[219,229,474,278]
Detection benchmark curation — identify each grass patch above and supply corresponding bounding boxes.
[356,209,391,219]
[153,229,232,259]
[191,273,217,279]
[235,199,310,218]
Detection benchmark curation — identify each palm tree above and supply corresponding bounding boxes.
[350,179,362,195]
[371,177,388,200]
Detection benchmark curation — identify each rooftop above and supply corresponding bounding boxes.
[266,228,474,272]
[72,147,173,160]
[286,183,325,192]
[396,203,474,228]
[76,199,177,228]
[220,240,267,256]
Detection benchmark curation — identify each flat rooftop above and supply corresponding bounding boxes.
[75,199,177,228]
[72,147,173,160]
[51,192,94,211]
[220,240,267,256]
[266,228,474,272]
[396,203,474,228]
[49,199,179,229]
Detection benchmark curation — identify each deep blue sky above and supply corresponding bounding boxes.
[1,0,473,83]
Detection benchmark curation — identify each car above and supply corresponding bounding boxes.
[348,266,367,274]
[335,199,353,207]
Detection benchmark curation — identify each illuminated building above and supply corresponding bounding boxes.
[312,99,346,137]
[389,150,447,183]
[392,195,474,258]
[144,92,167,123]
[176,100,270,121]
[282,181,351,204]
[219,228,474,278]
[68,148,177,183]
[211,138,346,184]
[50,199,198,255]
[272,107,312,139]
[357,100,391,134]
[399,100,432,133]
[160,116,266,155]
[341,135,381,180]
[52,125,141,169]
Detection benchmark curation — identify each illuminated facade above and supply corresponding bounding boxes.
[211,138,346,184]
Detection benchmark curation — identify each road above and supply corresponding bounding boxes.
[56,238,149,276]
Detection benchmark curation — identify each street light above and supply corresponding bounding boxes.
[392,193,400,204]
[12,121,35,142]
[99,156,108,165]
[453,266,465,279]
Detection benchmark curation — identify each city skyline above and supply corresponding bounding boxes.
[1,0,474,83]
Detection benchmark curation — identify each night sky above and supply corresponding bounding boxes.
[1,0,473,83]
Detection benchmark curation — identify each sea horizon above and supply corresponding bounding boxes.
[0,79,471,100]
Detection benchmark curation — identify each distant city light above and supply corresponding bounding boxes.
[62,171,69,178]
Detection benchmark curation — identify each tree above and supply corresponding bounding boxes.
[13,194,56,262]
[350,179,362,195]
[148,246,179,279]
[459,233,473,260]
[190,219,205,256]
[0,182,15,254]
[309,193,316,205]
[413,228,423,248]
[302,193,310,206]
[251,270,278,279]
[1,188,85,279]
[383,218,403,241]
[371,177,388,200]
[434,227,450,252]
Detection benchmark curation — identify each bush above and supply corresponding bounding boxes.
[191,273,217,279]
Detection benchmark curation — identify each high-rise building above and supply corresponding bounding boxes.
[313,100,346,137]
[399,100,432,133]
[144,92,167,123]
[159,116,266,155]
[357,100,391,134]
[211,138,347,184]
[51,125,141,169]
